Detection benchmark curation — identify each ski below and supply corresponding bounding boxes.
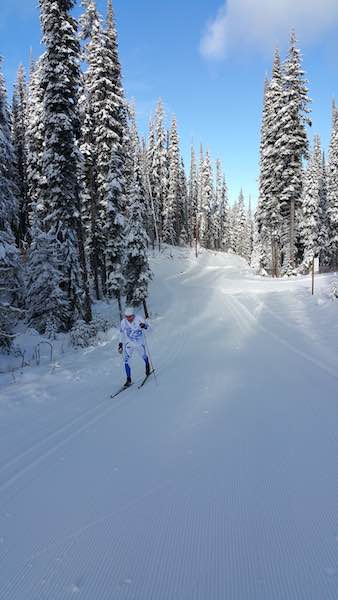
[138,370,155,389]
[110,383,134,399]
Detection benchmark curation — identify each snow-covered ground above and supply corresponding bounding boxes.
[0,248,338,599]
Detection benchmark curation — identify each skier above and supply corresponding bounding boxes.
[118,306,151,386]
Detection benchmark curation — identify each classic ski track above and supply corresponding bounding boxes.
[0,266,194,594]
[229,293,338,381]
[0,384,145,504]
[0,255,333,600]
[0,274,188,505]
[0,395,114,479]
[0,265,331,503]
[1,473,181,598]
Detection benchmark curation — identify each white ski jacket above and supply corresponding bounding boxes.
[119,315,149,346]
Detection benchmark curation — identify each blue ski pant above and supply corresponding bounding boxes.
[124,342,149,378]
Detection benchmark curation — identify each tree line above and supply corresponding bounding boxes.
[2,3,331,353]
[254,31,338,277]
[0,0,255,352]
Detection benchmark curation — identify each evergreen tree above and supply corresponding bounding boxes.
[39,0,91,330]
[278,31,311,272]
[219,175,231,251]
[247,197,254,259]
[178,158,188,245]
[145,117,159,248]
[196,144,204,247]
[233,190,249,259]
[0,62,21,350]
[26,215,67,335]
[251,214,265,272]
[229,200,238,253]
[188,145,198,246]
[26,56,45,236]
[163,116,180,244]
[214,160,230,251]
[139,134,155,246]
[318,152,329,269]
[258,53,284,275]
[327,101,338,268]
[12,64,28,246]
[152,99,168,241]
[199,150,214,248]
[80,0,127,297]
[300,135,322,270]
[105,144,126,316]
[124,111,152,313]
[257,78,271,270]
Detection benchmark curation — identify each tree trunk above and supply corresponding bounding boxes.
[143,299,149,319]
[271,239,280,277]
[116,291,123,322]
[77,219,92,323]
[92,246,100,301]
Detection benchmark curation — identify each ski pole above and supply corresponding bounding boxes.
[144,332,158,386]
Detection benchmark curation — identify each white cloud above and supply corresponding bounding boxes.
[200,0,338,59]
[200,5,228,61]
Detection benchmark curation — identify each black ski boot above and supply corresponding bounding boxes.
[145,360,151,377]
[124,377,132,387]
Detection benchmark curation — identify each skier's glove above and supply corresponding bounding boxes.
[140,322,147,329]
[118,343,123,354]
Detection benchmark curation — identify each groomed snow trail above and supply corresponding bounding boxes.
[0,249,338,599]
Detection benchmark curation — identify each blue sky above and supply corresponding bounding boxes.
[1,0,338,207]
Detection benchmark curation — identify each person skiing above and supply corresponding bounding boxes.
[118,306,151,386]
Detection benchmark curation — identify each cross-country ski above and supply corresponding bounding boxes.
[110,383,134,399]
[138,369,155,389]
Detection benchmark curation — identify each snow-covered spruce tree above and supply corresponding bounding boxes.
[188,145,198,247]
[255,196,271,272]
[247,197,254,259]
[258,53,284,275]
[195,144,205,249]
[213,160,230,251]
[251,213,265,272]
[26,210,68,334]
[300,135,322,271]
[229,199,238,253]
[199,150,214,249]
[327,101,338,269]
[0,62,21,350]
[178,158,189,245]
[144,117,159,248]
[213,159,223,250]
[152,99,168,242]
[79,0,102,299]
[26,56,45,236]
[139,134,155,246]
[233,190,250,260]
[256,78,270,270]
[104,144,126,317]
[124,116,152,316]
[163,116,180,245]
[278,31,311,272]
[39,0,91,330]
[318,152,330,269]
[219,175,231,251]
[80,0,127,297]
[12,64,29,246]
